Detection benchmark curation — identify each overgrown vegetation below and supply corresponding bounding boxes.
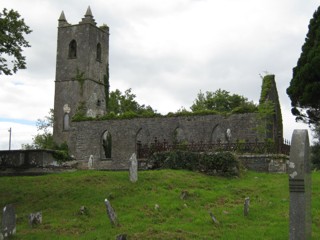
[73,68,85,95]
[72,87,260,122]
[22,109,70,162]
[1,170,320,239]
[256,75,277,138]
[148,151,241,177]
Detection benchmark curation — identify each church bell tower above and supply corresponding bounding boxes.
[53,6,109,144]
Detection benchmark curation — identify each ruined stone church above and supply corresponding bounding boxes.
[53,7,283,169]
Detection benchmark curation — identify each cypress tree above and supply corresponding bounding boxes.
[287,6,320,125]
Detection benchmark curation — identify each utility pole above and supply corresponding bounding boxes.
[8,127,12,150]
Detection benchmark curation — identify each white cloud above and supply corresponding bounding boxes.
[0,122,37,150]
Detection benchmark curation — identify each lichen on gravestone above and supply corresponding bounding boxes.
[129,153,138,182]
[1,204,16,238]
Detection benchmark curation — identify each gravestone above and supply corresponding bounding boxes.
[28,212,42,227]
[209,212,219,224]
[244,197,250,217]
[88,155,94,169]
[129,153,138,182]
[104,199,118,226]
[116,234,127,240]
[288,129,311,240]
[1,204,16,239]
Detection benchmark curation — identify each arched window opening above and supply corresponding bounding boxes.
[68,40,77,58]
[173,127,185,144]
[63,113,70,131]
[102,130,112,158]
[96,43,101,62]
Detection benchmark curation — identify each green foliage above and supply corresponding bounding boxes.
[52,142,71,162]
[286,6,320,125]
[256,100,275,137]
[0,8,32,75]
[72,101,87,121]
[21,109,71,162]
[256,75,277,137]
[108,88,156,116]
[148,151,241,177]
[3,170,317,239]
[190,89,257,114]
[104,64,110,109]
[259,74,273,103]
[73,68,85,95]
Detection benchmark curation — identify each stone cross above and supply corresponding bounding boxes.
[288,129,311,240]
[129,153,138,183]
[1,204,16,239]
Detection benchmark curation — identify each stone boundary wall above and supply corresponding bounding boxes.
[70,113,260,169]
[238,154,288,173]
[0,150,57,168]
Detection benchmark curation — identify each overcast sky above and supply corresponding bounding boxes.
[0,0,319,150]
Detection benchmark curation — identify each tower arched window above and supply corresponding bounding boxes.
[96,43,101,62]
[63,113,70,131]
[68,40,77,58]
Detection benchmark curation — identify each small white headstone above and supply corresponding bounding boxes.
[129,153,138,182]
[88,155,94,169]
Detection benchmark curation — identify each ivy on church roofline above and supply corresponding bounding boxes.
[72,107,259,122]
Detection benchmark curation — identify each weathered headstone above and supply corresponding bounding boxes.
[129,153,138,182]
[104,199,118,226]
[1,204,16,239]
[28,212,42,227]
[209,212,219,224]
[288,129,311,240]
[116,234,127,240]
[88,155,94,169]
[244,197,250,217]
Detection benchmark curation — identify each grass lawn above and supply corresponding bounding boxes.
[0,170,319,239]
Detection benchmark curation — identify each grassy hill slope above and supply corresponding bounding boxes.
[0,170,319,239]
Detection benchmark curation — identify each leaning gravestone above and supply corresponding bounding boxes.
[1,204,16,239]
[288,129,311,240]
[104,199,118,227]
[129,153,138,183]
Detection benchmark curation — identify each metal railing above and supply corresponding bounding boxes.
[137,138,290,159]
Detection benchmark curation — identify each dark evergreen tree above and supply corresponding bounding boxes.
[287,6,320,125]
[0,8,32,75]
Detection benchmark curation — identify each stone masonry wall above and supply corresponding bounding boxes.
[70,113,260,169]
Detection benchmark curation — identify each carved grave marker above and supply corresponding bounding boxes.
[288,129,311,240]
[1,204,16,239]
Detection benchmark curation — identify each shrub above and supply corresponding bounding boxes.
[147,151,241,177]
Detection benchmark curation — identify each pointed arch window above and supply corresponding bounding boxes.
[68,39,77,58]
[102,130,112,159]
[96,43,101,62]
[63,113,70,131]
